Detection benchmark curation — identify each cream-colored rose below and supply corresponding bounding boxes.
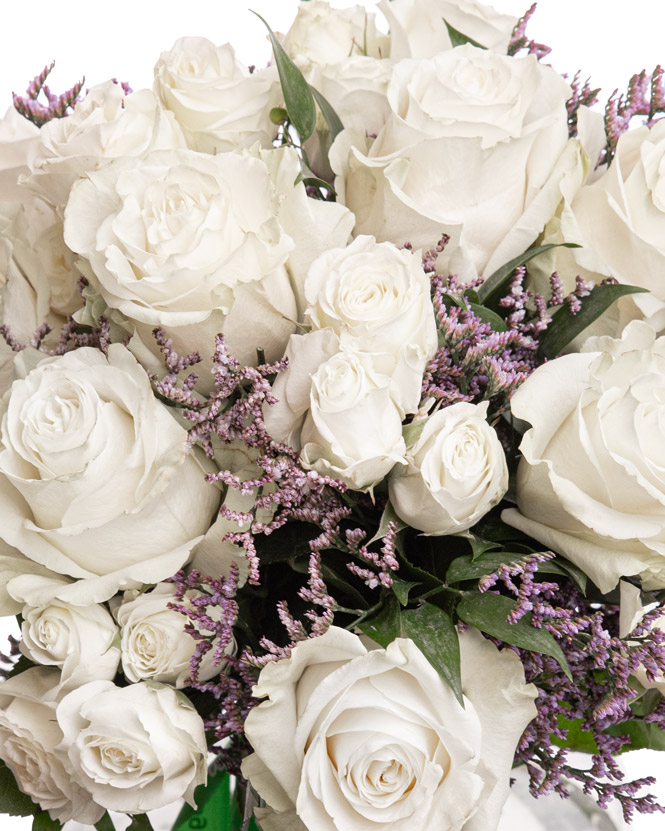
[0,204,53,342]
[503,321,665,593]
[154,37,278,154]
[0,202,77,399]
[20,599,120,690]
[258,145,354,319]
[389,401,508,534]
[0,199,80,335]
[24,81,186,210]
[242,625,537,831]
[305,235,436,415]
[56,679,207,814]
[301,348,407,490]
[380,0,518,60]
[283,0,388,71]
[268,331,406,491]
[0,106,40,205]
[264,328,341,447]
[0,667,104,824]
[540,120,665,333]
[64,147,297,374]
[116,582,229,687]
[0,344,219,607]
[307,56,393,138]
[331,45,574,280]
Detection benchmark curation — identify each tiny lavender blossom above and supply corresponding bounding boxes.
[13,62,84,127]
[480,557,665,822]
[507,4,552,60]
[603,65,665,162]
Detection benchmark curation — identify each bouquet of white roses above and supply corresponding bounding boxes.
[2,1,665,830]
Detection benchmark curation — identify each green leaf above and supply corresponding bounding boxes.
[254,520,313,564]
[446,551,557,584]
[555,559,587,595]
[476,243,581,306]
[552,716,599,754]
[0,761,37,817]
[368,502,407,546]
[391,575,420,606]
[605,720,665,752]
[251,11,316,141]
[401,604,463,706]
[402,419,425,448]
[32,814,62,831]
[358,594,401,647]
[94,813,116,831]
[468,303,508,332]
[310,86,344,141]
[454,532,500,561]
[126,815,154,831]
[538,283,649,360]
[443,19,485,49]
[456,591,572,679]
[298,173,337,195]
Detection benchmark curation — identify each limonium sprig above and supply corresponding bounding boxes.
[345,521,399,590]
[603,65,665,162]
[12,61,85,126]
[422,276,536,414]
[507,3,551,60]
[489,566,665,820]
[167,565,256,775]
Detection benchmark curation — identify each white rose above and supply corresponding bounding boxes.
[116,582,229,687]
[264,328,341,447]
[283,0,388,70]
[331,46,574,280]
[24,81,185,210]
[307,57,393,138]
[20,599,120,690]
[56,679,207,814]
[258,145,354,319]
[380,0,518,60]
[265,331,406,489]
[154,38,278,154]
[304,345,406,490]
[242,625,537,831]
[0,667,104,824]
[0,106,40,205]
[389,401,508,534]
[0,541,58,615]
[0,204,54,343]
[544,120,665,332]
[1,200,80,335]
[305,235,436,415]
[502,321,665,593]
[64,147,297,374]
[0,344,219,606]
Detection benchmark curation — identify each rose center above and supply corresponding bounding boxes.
[314,354,370,410]
[337,270,400,321]
[131,624,170,670]
[364,757,414,795]
[83,736,158,781]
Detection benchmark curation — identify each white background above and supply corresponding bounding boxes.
[2,0,665,829]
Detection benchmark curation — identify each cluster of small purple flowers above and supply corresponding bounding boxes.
[482,554,665,820]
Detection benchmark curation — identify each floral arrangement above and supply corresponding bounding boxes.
[3,1,665,830]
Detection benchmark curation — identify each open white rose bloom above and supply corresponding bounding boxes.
[3,2,665,830]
